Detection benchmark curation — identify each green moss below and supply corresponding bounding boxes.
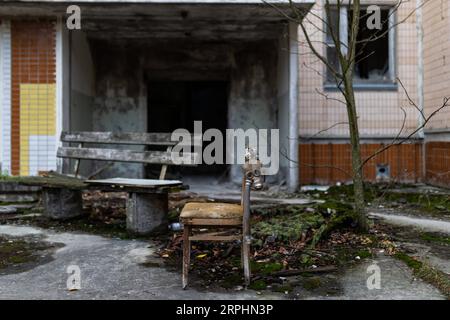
[394,251,450,299]
[248,279,268,291]
[308,183,450,215]
[251,261,283,275]
[0,173,86,189]
[252,209,325,243]
[355,249,373,259]
[302,277,322,291]
[384,193,450,213]
[167,209,180,222]
[220,274,243,289]
[394,252,423,270]
[419,233,450,245]
[0,237,56,271]
[299,253,313,267]
[310,210,358,248]
[317,200,353,214]
[272,283,293,293]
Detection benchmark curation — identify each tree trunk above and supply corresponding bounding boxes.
[342,74,367,231]
[342,0,367,231]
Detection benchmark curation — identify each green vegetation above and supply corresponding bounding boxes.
[419,233,450,245]
[252,210,324,243]
[0,173,86,189]
[394,252,423,269]
[306,183,450,215]
[251,201,359,247]
[355,249,373,259]
[302,276,322,291]
[220,273,244,289]
[251,261,283,275]
[394,252,450,299]
[248,279,268,291]
[0,236,57,272]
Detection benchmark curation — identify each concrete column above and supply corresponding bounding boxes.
[56,18,71,174]
[0,20,12,174]
[126,192,168,235]
[287,22,299,191]
[42,187,83,220]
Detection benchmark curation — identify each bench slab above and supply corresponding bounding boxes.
[86,178,184,234]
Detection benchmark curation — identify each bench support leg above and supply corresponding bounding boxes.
[126,192,168,235]
[42,187,83,220]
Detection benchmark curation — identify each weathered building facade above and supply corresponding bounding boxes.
[0,0,449,190]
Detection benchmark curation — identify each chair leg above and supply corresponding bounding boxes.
[242,237,251,286]
[182,225,191,289]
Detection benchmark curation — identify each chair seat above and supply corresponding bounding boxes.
[180,202,243,219]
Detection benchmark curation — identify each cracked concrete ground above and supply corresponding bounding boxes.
[370,210,450,281]
[0,224,445,300]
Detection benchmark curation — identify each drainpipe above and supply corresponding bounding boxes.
[416,0,426,181]
[288,22,299,192]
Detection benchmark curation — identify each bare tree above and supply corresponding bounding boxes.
[268,0,448,232]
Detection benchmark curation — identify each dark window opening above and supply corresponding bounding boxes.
[147,81,229,178]
[352,9,391,83]
[325,8,395,86]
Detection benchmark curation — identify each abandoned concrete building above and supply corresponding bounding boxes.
[0,0,449,191]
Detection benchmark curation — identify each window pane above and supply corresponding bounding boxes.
[325,8,340,44]
[326,46,340,83]
[351,9,392,83]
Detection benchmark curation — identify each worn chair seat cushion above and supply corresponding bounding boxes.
[180,202,243,219]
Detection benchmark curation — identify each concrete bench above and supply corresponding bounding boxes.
[58,131,199,180]
[44,131,200,234]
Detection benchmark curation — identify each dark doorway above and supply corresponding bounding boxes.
[147,81,229,178]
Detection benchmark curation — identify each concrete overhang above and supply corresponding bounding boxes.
[0,0,314,40]
[0,0,315,16]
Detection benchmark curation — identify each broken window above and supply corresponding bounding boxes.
[325,6,396,87]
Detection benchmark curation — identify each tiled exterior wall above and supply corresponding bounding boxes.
[10,20,57,176]
[422,1,450,187]
[299,143,423,185]
[298,1,425,185]
[299,0,419,139]
[423,0,450,130]
[0,20,12,174]
[425,142,450,187]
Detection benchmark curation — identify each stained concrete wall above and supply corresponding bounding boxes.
[89,38,280,182]
[69,30,95,176]
[91,42,147,178]
[228,41,278,183]
[277,27,290,184]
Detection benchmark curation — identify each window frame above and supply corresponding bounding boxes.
[323,5,398,91]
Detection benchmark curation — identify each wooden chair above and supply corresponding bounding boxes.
[180,156,263,289]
